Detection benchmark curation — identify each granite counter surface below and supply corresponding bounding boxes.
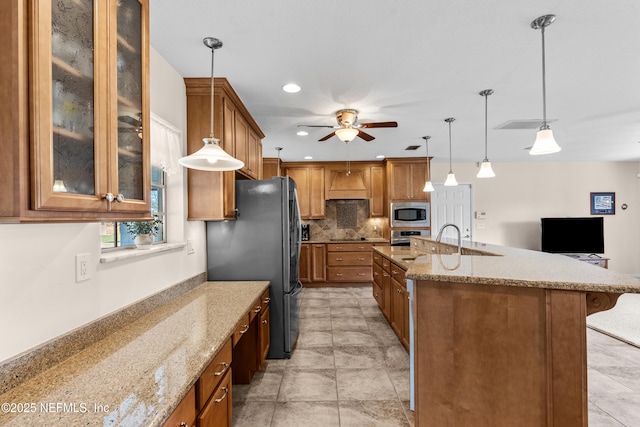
[303,238,389,244]
[374,237,640,294]
[0,281,269,427]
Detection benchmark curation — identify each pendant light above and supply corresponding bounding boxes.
[422,136,435,192]
[178,37,244,171]
[443,118,458,186]
[477,89,496,178]
[530,15,561,155]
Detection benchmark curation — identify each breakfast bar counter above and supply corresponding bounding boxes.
[402,237,640,427]
[0,281,269,427]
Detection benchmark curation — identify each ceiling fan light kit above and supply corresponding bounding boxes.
[444,118,459,186]
[300,109,398,143]
[477,89,496,178]
[179,37,244,171]
[335,127,359,143]
[530,14,561,156]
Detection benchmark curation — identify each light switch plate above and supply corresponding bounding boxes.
[187,239,195,255]
[76,253,90,282]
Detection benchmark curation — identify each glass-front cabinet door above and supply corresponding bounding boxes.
[30,0,149,216]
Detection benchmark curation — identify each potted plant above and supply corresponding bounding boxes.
[124,216,162,249]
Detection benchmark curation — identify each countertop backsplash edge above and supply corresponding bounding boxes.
[0,271,207,395]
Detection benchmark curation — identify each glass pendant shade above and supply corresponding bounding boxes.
[444,172,458,186]
[423,181,435,192]
[476,160,496,178]
[530,128,561,155]
[335,127,359,142]
[179,37,244,171]
[178,137,244,171]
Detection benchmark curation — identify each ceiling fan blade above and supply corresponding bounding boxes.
[298,124,336,128]
[319,132,336,141]
[359,121,398,129]
[357,130,375,141]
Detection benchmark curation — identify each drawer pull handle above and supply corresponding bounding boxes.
[254,305,262,313]
[358,273,365,276]
[357,257,365,261]
[336,273,343,276]
[263,297,271,303]
[214,386,229,403]
[335,257,343,261]
[357,246,365,249]
[392,270,398,274]
[240,324,249,334]
[179,422,191,427]
[262,319,268,324]
[214,361,229,376]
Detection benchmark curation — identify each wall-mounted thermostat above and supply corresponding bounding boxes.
[475,211,487,219]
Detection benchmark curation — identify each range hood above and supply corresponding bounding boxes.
[325,169,369,200]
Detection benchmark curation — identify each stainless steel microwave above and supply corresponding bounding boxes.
[390,202,430,228]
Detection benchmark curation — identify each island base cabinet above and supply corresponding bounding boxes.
[413,280,587,427]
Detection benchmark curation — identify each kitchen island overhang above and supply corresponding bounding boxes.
[403,237,640,427]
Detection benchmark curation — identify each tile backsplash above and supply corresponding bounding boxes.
[305,200,386,240]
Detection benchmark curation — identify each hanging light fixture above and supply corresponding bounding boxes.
[335,126,359,143]
[530,15,561,155]
[443,118,458,186]
[422,136,435,192]
[477,89,496,178]
[178,37,244,171]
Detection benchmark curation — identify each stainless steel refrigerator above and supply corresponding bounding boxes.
[206,176,302,358]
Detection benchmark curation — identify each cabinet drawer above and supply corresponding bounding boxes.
[390,263,406,287]
[373,251,383,266]
[327,243,373,252]
[197,368,232,427]
[373,281,384,308]
[260,288,271,312]
[373,262,383,286]
[233,313,251,347]
[162,386,196,427]
[327,251,372,266]
[197,338,232,410]
[326,266,372,282]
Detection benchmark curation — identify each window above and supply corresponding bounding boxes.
[101,166,166,250]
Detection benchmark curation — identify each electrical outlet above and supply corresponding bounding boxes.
[76,253,90,282]
[476,222,486,230]
[187,239,195,255]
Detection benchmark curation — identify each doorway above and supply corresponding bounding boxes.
[431,183,473,241]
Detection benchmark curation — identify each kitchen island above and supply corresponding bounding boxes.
[0,281,269,427]
[402,237,640,427]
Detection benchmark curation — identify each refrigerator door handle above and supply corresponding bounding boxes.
[288,280,303,296]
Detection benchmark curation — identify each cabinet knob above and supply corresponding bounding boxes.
[103,193,115,202]
[115,193,125,203]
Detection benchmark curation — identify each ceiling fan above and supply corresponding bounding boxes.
[298,109,398,143]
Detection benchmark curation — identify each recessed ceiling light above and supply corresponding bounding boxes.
[282,83,301,93]
[304,155,313,160]
[376,155,385,159]
[297,130,309,136]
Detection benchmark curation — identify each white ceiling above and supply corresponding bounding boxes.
[149,0,640,164]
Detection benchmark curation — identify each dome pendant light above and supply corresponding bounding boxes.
[422,136,435,192]
[178,37,244,171]
[443,118,458,186]
[477,89,496,178]
[530,15,561,155]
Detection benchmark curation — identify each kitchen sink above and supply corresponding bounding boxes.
[401,257,416,261]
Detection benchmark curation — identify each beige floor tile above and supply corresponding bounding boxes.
[336,368,397,401]
[271,401,340,426]
[338,400,410,426]
[277,369,338,402]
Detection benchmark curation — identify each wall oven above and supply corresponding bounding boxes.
[391,229,430,246]
[390,202,430,228]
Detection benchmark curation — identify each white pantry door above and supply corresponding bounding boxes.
[431,184,473,241]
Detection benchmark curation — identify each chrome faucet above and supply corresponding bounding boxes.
[435,223,461,254]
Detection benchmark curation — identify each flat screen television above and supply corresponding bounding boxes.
[541,217,604,254]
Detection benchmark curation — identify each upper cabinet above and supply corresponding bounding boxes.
[0,0,150,222]
[386,158,430,202]
[285,166,325,219]
[184,78,264,220]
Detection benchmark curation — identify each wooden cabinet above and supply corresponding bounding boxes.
[184,78,264,220]
[198,369,232,427]
[231,290,270,384]
[162,386,196,427]
[372,250,409,349]
[370,165,386,217]
[257,289,271,368]
[262,158,281,178]
[326,243,373,282]
[300,243,326,284]
[325,167,370,199]
[1,0,151,222]
[285,166,325,219]
[386,158,429,201]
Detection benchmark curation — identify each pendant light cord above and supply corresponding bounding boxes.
[448,120,453,173]
[540,24,548,130]
[209,47,216,138]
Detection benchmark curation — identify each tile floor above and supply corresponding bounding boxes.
[232,286,640,426]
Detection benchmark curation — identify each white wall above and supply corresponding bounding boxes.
[430,161,640,274]
[0,47,206,363]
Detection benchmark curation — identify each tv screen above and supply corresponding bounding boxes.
[541,217,604,254]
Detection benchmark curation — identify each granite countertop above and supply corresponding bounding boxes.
[374,237,640,294]
[303,238,389,244]
[0,281,269,427]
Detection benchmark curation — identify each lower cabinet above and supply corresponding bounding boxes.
[326,243,373,282]
[372,250,409,351]
[197,369,232,427]
[232,289,271,384]
[162,386,197,427]
[299,243,327,284]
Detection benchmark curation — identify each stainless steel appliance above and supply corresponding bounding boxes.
[206,177,302,359]
[391,229,430,246]
[390,202,430,228]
